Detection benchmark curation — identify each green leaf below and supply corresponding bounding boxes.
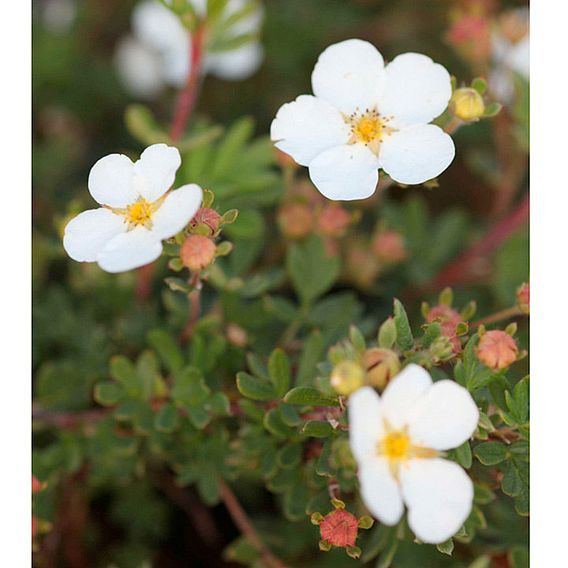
[171,367,210,406]
[296,330,324,386]
[236,372,275,401]
[378,318,397,349]
[301,420,333,438]
[211,117,254,176]
[147,330,184,374]
[349,325,366,352]
[154,403,180,433]
[507,376,529,423]
[94,382,123,406]
[136,350,159,400]
[471,77,487,95]
[436,538,454,556]
[277,444,302,469]
[283,387,339,407]
[393,299,414,350]
[283,482,310,521]
[474,441,508,465]
[287,236,340,306]
[263,408,295,439]
[501,460,523,496]
[509,546,529,568]
[187,406,211,429]
[449,440,472,468]
[124,104,168,145]
[268,348,291,398]
[109,356,139,396]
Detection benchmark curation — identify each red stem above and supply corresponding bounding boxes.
[428,193,529,290]
[135,26,206,303]
[169,26,206,142]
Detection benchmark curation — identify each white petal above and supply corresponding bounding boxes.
[407,380,479,451]
[162,44,190,88]
[152,184,203,239]
[311,39,386,114]
[380,125,455,185]
[349,387,385,463]
[63,208,126,263]
[308,144,379,201]
[207,42,263,81]
[88,153,137,207]
[400,458,474,544]
[381,364,432,430]
[132,0,188,54]
[359,458,404,526]
[114,36,164,99]
[97,227,163,273]
[271,95,350,167]
[133,144,182,202]
[379,53,452,128]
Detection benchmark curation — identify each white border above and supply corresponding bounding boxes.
[0,0,31,564]
[531,1,568,564]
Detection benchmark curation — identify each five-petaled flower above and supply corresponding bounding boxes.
[115,0,264,99]
[63,144,202,273]
[349,364,479,544]
[271,39,455,200]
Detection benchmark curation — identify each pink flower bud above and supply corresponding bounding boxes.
[317,205,352,237]
[277,203,314,239]
[372,230,407,263]
[426,304,462,353]
[190,207,221,236]
[319,508,359,548]
[180,235,216,271]
[476,330,519,370]
[516,282,529,315]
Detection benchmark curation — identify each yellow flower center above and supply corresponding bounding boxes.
[353,116,383,144]
[126,198,154,227]
[381,431,410,460]
[346,107,396,156]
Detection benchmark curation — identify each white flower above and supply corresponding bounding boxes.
[115,0,264,99]
[349,364,479,544]
[489,8,529,105]
[270,39,455,201]
[63,144,202,273]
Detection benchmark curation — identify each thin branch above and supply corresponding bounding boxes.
[219,480,289,568]
[32,404,109,429]
[473,306,523,328]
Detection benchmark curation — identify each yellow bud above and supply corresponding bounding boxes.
[450,88,485,122]
[362,348,400,390]
[330,361,365,396]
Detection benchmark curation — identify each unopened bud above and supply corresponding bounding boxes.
[317,205,352,237]
[450,88,485,122]
[180,235,216,271]
[476,330,519,370]
[319,508,359,549]
[190,207,221,236]
[430,336,455,361]
[330,361,365,396]
[362,348,400,390]
[426,304,462,353]
[516,282,529,315]
[372,230,407,263]
[277,202,314,239]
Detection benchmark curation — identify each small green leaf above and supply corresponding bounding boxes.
[147,329,184,374]
[236,372,275,401]
[301,420,333,438]
[94,382,123,406]
[449,440,472,468]
[349,325,366,353]
[109,356,139,395]
[296,330,324,386]
[154,403,180,433]
[393,299,414,350]
[283,387,339,407]
[172,367,210,406]
[378,317,397,349]
[474,441,508,465]
[436,538,454,556]
[471,77,487,95]
[509,546,529,568]
[268,348,291,398]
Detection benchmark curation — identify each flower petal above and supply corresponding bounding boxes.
[63,208,126,263]
[133,144,182,202]
[381,364,432,430]
[380,125,455,185]
[207,42,264,81]
[152,184,203,239]
[400,458,474,544]
[88,154,137,207]
[271,95,350,167]
[379,53,452,128]
[311,39,385,114]
[97,227,163,273]
[115,36,165,99]
[349,387,385,463]
[359,458,404,526]
[308,144,379,201]
[407,380,479,451]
